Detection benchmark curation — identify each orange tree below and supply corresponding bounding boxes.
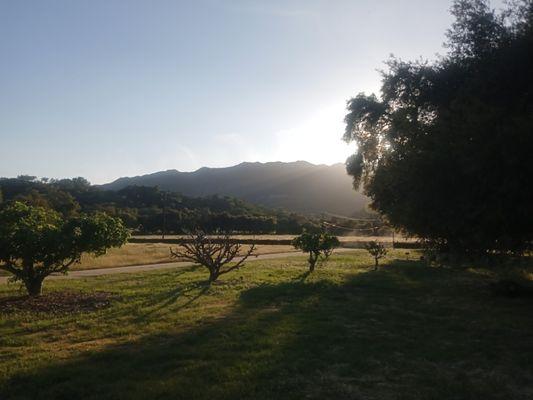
[292,232,340,272]
[0,202,129,296]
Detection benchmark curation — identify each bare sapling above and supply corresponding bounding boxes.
[170,231,256,283]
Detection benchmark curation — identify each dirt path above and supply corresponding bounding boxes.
[0,249,355,285]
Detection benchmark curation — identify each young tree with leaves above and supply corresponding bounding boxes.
[0,202,129,296]
[292,232,340,272]
[364,241,388,270]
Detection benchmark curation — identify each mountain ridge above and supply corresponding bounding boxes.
[100,161,368,215]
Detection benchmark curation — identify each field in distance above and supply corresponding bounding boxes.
[75,243,296,271]
[75,235,416,272]
[0,235,415,275]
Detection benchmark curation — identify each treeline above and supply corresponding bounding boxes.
[0,176,320,234]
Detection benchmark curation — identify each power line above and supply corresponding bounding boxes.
[322,221,382,232]
[322,212,381,222]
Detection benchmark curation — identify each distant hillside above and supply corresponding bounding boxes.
[100,161,368,215]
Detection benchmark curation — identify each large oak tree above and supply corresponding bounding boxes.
[343,0,532,254]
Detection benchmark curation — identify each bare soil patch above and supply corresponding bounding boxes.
[0,291,119,314]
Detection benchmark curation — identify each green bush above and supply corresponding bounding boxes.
[292,232,340,271]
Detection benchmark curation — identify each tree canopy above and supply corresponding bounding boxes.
[0,202,129,295]
[0,177,322,235]
[343,0,532,254]
[292,232,340,271]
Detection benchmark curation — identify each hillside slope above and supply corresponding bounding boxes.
[100,161,368,215]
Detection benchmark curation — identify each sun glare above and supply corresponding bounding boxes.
[272,102,354,165]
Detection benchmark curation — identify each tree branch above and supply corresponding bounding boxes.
[170,232,257,281]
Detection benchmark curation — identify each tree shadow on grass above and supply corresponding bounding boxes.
[133,264,211,321]
[292,270,311,283]
[78,264,206,324]
[3,263,533,400]
[135,283,210,322]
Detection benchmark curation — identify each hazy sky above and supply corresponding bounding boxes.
[0,0,505,184]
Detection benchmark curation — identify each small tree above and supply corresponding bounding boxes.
[364,241,387,270]
[292,232,340,272]
[0,202,129,296]
[170,231,256,283]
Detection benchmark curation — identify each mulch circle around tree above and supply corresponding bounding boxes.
[0,291,120,314]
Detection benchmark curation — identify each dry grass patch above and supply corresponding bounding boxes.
[76,243,173,270]
[75,243,296,271]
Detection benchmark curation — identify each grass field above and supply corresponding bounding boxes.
[51,235,414,273]
[1,250,532,399]
[53,235,414,272]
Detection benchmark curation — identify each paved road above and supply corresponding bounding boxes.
[0,249,355,284]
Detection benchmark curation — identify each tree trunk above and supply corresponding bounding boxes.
[24,278,43,297]
[208,269,219,284]
[308,252,317,272]
[374,258,379,271]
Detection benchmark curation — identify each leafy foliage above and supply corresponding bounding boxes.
[292,232,340,271]
[343,0,533,254]
[0,202,129,295]
[0,178,320,235]
[364,241,388,270]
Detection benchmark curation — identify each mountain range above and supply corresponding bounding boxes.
[100,161,368,216]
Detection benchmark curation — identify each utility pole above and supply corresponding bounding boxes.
[162,192,167,240]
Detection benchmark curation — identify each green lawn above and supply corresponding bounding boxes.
[1,251,532,400]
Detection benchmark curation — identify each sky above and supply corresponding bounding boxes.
[0,0,505,184]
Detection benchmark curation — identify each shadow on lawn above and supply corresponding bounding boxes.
[135,264,208,321]
[135,282,210,322]
[3,262,533,400]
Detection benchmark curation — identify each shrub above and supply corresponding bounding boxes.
[364,241,387,270]
[292,232,340,271]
